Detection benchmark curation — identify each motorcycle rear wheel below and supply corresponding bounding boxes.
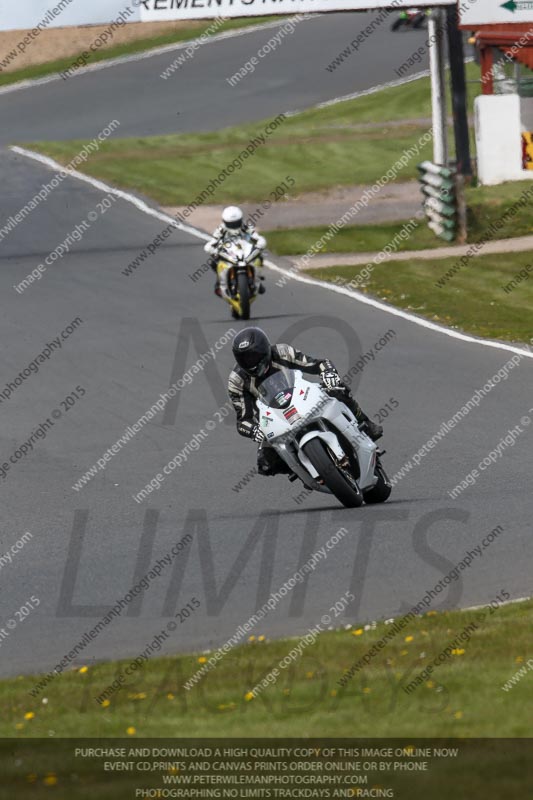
[303,438,363,508]
[363,459,392,504]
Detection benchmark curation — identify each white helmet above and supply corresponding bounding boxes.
[222,206,244,231]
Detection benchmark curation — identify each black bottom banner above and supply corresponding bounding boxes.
[0,738,531,799]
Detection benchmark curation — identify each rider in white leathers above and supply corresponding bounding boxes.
[204,206,266,296]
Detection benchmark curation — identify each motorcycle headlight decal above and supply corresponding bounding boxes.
[274,390,292,408]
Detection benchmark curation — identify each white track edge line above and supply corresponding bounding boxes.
[286,57,473,117]
[261,595,532,643]
[10,145,211,241]
[463,595,531,612]
[10,145,533,362]
[264,260,533,360]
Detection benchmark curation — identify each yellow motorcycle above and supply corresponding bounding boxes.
[214,235,266,320]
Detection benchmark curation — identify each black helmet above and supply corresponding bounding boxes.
[232,327,272,378]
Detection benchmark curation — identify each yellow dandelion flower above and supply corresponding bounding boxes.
[515,656,524,663]
[451,648,465,656]
[426,681,435,689]
[78,666,88,674]
[197,656,207,664]
[405,636,414,643]
[352,628,364,636]
[43,774,58,786]
[330,690,337,697]
[244,692,254,702]
[167,693,175,700]
[101,699,110,708]
[258,635,266,642]
[306,671,314,679]
[126,726,136,736]
[363,687,372,694]
[248,635,256,642]
[454,711,463,720]
[426,611,437,616]
[24,712,35,720]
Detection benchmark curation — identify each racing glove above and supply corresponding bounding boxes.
[252,424,266,444]
[321,368,342,390]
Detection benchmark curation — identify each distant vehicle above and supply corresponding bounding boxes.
[391,8,428,31]
[209,234,266,320]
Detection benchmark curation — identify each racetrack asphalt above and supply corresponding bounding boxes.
[2,12,436,142]
[0,13,530,679]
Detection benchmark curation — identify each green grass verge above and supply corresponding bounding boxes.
[27,123,434,207]
[308,249,533,343]
[24,68,475,205]
[264,181,533,256]
[0,17,272,88]
[467,180,533,242]
[3,599,532,739]
[265,220,445,256]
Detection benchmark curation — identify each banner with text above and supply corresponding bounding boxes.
[139,0,454,23]
[0,0,457,32]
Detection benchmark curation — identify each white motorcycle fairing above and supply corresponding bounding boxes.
[256,369,379,495]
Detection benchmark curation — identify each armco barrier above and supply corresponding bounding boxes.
[417,160,458,242]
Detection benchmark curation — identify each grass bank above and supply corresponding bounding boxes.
[308,249,533,343]
[264,181,533,256]
[3,598,532,739]
[25,73,449,204]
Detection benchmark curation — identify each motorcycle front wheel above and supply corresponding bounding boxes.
[303,438,363,508]
[237,272,250,320]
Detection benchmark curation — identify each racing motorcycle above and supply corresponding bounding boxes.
[257,369,392,508]
[391,8,427,31]
[213,235,266,320]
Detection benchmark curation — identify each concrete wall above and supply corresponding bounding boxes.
[475,94,533,184]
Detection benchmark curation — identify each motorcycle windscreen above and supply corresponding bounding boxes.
[257,368,295,409]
